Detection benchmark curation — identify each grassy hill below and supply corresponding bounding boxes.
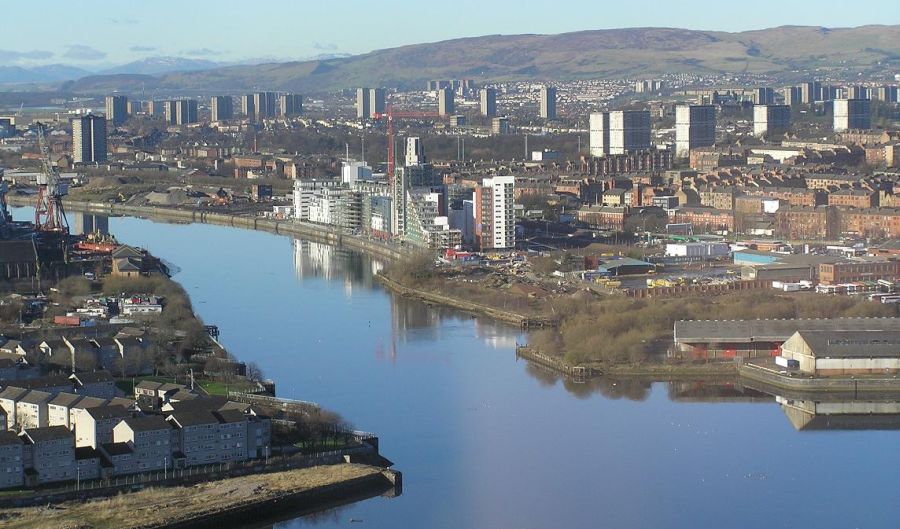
[66,25,900,94]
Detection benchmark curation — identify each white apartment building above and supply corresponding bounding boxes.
[475,176,515,250]
[834,98,871,132]
[753,104,791,137]
[590,111,651,156]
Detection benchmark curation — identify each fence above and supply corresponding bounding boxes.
[0,445,377,509]
[628,279,772,299]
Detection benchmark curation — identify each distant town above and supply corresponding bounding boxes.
[1,26,900,528]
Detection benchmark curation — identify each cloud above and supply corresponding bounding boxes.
[0,49,54,63]
[110,18,138,25]
[182,48,224,57]
[312,41,338,51]
[130,45,157,53]
[63,45,107,61]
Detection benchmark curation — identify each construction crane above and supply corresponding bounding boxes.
[373,103,445,183]
[34,123,69,234]
[0,181,9,227]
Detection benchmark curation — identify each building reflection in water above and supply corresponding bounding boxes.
[291,238,381,292]
[768,390,900,431]
[71,212,109,236]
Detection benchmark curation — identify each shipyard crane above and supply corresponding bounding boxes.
[34,123,69,234]
[373,103,446,184]
[0,181,9,226]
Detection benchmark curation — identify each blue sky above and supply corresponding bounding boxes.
[2,0,897,68]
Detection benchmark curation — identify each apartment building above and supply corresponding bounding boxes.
[47,393,83,429]
[112,415,172,472]
[438,88,455,116]
[75,405,131,448]
[590,111,651,156]
[540,86,557,119]
[210,96,234,122]
[827,189,877,209]
[834,99,871,132]
[474,175,515,250]
[480,88,497,117]
[0,431,24,488]
[16,390,52,430]
[675,105,716,158]
[72,114,108,163]
[105,95,128,127]
[21,426,76,485]
[753,104,791,137]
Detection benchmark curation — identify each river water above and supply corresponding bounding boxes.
[12,208,900,528]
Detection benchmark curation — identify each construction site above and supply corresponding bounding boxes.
[0,124,114,290]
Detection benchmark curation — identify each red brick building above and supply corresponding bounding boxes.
[576,206,629,230]
[774,206,840,240]
[827,189,877,209]
[670,207,734,234]
[819,260,900,285]
[839,208,900,238]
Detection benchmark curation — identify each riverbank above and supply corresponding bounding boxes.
[515,345,739,381]
[7,196,406,263]
[740,361,900,393]
[375,273,554,328]
[0,464,399,529]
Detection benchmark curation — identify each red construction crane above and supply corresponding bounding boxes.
[34,124,69,234]
[373,103,445,183]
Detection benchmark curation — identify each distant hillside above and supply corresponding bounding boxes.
[99,57,222,76]
[0,64,92,84]
[66,25,900,94]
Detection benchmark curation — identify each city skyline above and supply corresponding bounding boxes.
[1,0,898,68]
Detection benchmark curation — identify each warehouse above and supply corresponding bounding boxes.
[673,317,900,361]
[780,330,900,376]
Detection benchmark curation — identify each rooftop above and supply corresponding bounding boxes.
[101,441,134,457]
[167,410,219,428]
[121,415,171,432]
[22,425,73,443]
[675,317,900,344]
[0,430,22,446]
[790,330,900,358]
[85,405,130,421]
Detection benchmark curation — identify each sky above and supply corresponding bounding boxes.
[1,0,897,69]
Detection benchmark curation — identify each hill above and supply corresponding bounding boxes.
[0,64,92,84]
[66,25,900,94]
[99,57,223,75]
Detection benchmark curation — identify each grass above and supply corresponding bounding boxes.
[0,464,381,529]
[198,380,237,396]
[115,375,180,397]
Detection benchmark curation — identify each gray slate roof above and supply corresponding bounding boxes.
[791,330,900,358]
[675,317,900,344]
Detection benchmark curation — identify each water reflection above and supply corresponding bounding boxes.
[17,206,900,529]
[291,238,382,289]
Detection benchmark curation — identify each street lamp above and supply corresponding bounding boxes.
[164,457,168,480]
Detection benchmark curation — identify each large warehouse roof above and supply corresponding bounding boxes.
[674,318,900,345]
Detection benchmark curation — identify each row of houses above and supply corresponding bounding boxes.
[1,328,153,376]
[0,374,271,488]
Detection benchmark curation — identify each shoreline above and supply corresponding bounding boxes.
[4,196,405,523]
[375,272,554,328]
[16,196,900,394]
[8,195,406,263]
[0,464,401,529]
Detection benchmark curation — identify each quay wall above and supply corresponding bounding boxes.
[7,197,406,262]
[739,363,900,393]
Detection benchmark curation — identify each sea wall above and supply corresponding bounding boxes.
[8,197,406,262]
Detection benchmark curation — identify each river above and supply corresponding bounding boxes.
[11,207,900,528]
